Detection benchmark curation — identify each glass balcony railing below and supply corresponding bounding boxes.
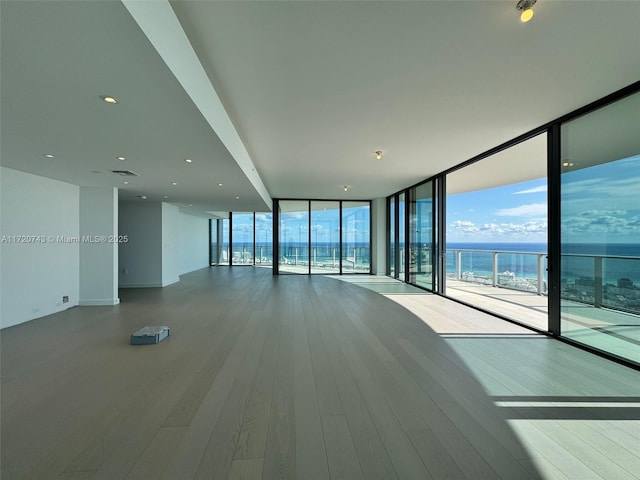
[561,253,640,315]
[279,246,371,272]
[444,248,640,316]
[446,248,548,295]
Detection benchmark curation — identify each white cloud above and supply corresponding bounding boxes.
[514,185,547,194]
[448,219,547,239]
[579,209,627,216]
[495,203,547,217]
[562,212,640,235]
[450,220,479,233]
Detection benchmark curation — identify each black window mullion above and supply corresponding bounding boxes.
[339,201,343,274]
[437,175,446,295]
[548,124,561,336]
[272,199,279,275]
[308,201,311,274]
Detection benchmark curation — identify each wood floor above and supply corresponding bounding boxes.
[2,268,639,479]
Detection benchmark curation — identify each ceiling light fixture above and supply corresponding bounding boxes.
[171,182,177,186]
[217,183,223,187]
[43,153,55,158]
[116,155,126,161]
[516,0,536,22]
[100,95,118,104]
[562,161,574,167]
[343,185,350,192]
[123,181,129,185]
[138,195,147,200]
[375,151,382,160]
[184,158,193,164]
[235,196,240,199]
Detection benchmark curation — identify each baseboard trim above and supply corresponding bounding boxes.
[119,278,180,288]
[119,283,164,288]
[78,298,120,306]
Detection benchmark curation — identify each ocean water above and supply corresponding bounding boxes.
[224,242,371,267]
[446,243,546,280]
[445,243,640,285]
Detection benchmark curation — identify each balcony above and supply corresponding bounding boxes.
[444,248,640,363]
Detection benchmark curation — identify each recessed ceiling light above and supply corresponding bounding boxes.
[138,195,147,200]
[184,158,193,164]
[123,181,129,185]
[516,0,536,22]
[43,153,55,158]
[520,8,534,22]
[375,151,382,160]
[235,196,240,199]
[100,95,118,104]
[171,182,177,186]
[164,195,169,199]
[343,185,350,192]
[217,183,223,187]
[116,155,126,161]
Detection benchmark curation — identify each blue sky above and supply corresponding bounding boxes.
[229,155,639,246]
[561,155,640,243]
[231,206,371,245]
[447,178,548,243]
[447,154,640,244]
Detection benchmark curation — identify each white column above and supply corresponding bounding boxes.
[79,187,119,305]
[371,197,387,275]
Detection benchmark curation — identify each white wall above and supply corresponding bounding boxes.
[0,167,80,328]
[161,203,180,287]
[118,202,163,287]
[371,197,387,275]
[179,212,209,275]
[118,203,209,288]
[79,187,119,305]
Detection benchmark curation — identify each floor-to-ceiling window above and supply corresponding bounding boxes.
[384,83,640,366]
[444,133,548,330]
[219,218,230,265]
[342,201,371,273]
[231,212,254,265]
[389,196,396,277]
[311,201,340,274]
[409,181,435,290]
[560,91,640,363]
[279,200,310,274]
[275,199,371,274]
[398,192,406,279]
[209,218,219,265]
[255,212,273,266]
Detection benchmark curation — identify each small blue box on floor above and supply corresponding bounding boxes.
[131,326,170,345]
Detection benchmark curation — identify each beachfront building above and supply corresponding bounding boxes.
[1,2,639,479]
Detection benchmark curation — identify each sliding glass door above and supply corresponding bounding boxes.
[231,213,254,265]
[311,201,340,274]
[279,201,309,274]
[560,91,640,363]
[275,199,371,274]
[409,182,435,290]
[342,202,370,273]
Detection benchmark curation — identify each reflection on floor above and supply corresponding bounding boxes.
[334,274,640,480]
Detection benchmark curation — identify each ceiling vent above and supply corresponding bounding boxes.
[112,170,139,176]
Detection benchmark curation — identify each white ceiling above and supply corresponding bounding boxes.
[2,1,639,215]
